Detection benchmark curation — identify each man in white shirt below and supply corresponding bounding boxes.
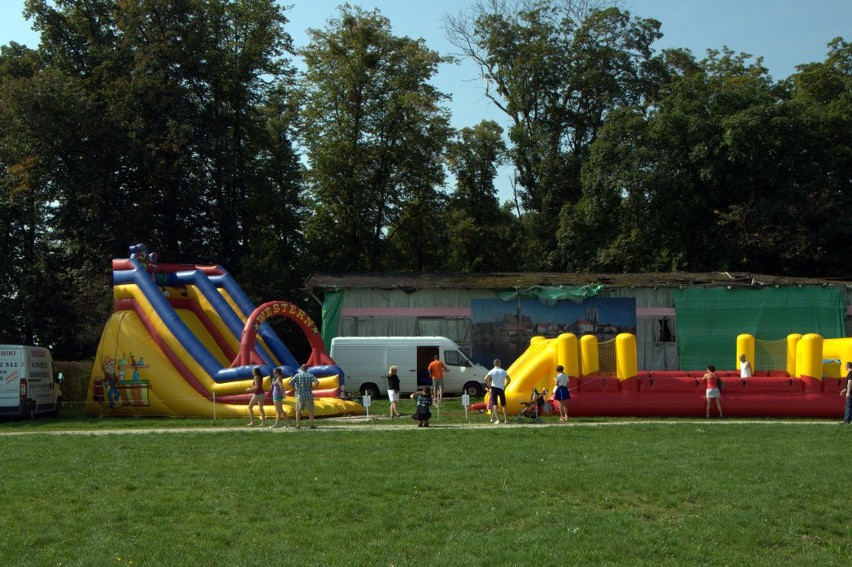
[485,359,511,424]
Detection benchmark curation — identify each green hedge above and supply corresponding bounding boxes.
[55,360,92,404]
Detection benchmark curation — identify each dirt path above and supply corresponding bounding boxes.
[0,417,842,436]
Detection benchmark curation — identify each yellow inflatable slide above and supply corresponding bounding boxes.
[88,250,363,419]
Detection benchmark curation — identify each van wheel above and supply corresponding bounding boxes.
[360,384,381,399]
[463,382,484,398]
[24,402,36,420]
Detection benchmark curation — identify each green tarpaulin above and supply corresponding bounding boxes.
[320,290,344,350]
[495,285,603,304]
[673,287,845,371]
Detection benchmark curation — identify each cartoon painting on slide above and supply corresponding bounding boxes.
[471,298,637,367]
[93,352,152,415]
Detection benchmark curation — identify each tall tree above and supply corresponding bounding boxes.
[446,0,664,269]
[758,38,852,276]
[564,40,852,276]
[1,0,303,357]
[299,5,452,272]
[444,120,519,271]
[0,43,83,355]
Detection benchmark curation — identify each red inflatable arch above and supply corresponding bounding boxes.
[233,300,334,367]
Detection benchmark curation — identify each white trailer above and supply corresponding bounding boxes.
[329,336,488,398]
[0,345,63,419]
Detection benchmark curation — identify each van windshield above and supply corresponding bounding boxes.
[444,350,471,367]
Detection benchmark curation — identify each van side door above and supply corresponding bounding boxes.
[415,345,439,388]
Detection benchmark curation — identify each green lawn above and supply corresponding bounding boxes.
[1,403,849,566]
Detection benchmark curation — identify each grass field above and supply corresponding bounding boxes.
[1,401,850,566]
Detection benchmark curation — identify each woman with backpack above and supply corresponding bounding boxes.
[701,365,724,418]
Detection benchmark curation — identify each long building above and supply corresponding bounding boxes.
[304,272,852,372]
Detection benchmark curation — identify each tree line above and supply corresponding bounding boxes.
[0,0,849,358]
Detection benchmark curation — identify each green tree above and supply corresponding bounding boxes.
[1,0,303,357]
[299,5,452,272]
[0,43,81,354]
[771,38,852,276]
[444,120,519,271]
[446,0,664,269]
[564,40,852,276]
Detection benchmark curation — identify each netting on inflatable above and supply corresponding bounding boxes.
[755,338,787,372]
[598,338,616,374]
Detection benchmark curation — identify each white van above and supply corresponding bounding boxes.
[329,336,488,398]
[0,345,63,419]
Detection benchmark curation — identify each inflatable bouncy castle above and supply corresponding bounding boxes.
[475,332,847,418]
[87,245,363,418]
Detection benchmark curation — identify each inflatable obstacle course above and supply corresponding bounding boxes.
[477,332,847,418]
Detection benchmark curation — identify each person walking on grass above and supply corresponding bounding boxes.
[291,364,319,429]
[387,365,401,418]
[553,365,571,422]
[840,361,852,424]
[428,355,448,407]
[701,364,723,418]
[270,368,290,429]
[485,359,511,424]
[246,367,266,427]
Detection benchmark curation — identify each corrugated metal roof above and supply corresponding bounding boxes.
[304,272,852,291]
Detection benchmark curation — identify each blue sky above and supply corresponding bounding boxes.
[2,0,850,201]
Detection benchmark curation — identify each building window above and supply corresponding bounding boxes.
[658,318,675,343]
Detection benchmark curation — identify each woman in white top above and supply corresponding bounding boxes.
[553,365,571,422]
[739,354,752,379]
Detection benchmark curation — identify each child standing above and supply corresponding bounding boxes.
[246,367,266,427]
[554,365,571,422]
[270,368,290,428]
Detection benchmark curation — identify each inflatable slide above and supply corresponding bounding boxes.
[87,245,363,418]
[476,333,847,419]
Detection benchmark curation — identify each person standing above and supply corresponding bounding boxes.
[739,354,753,379]
[701,364,723,418]
[485,359,511,424]
[553,365,571,422]
[270,368,290,428]
[840,361,852,424]
[291,364,320,429]
[387,365,401,418]
[410,386,433,427]
[245,367,267,427]
[427,355,449,407]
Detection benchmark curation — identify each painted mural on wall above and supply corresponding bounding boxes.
[470,298,637,367]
